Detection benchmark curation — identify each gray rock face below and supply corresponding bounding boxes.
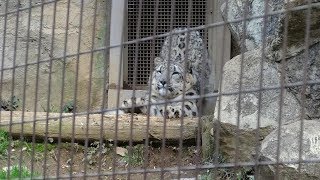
[220,0,280,52]
[260,119,320,179]
[0,0,110,111]
[214,50,301,129]
[283,42,320,119]
[220,0,320,54]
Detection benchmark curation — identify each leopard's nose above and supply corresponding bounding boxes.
[160,81,166,86]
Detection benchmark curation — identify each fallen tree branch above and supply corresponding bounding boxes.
[0,111,198,142]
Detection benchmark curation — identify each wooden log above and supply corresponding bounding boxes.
[0,111,198,142]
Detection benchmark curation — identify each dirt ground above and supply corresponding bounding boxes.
[0,140,203,180]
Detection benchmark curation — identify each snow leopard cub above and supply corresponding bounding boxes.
[120,28,212,118]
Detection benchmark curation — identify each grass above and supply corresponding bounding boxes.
[86,141,111,165]
[0,130,9,156]
[0,165,36,179]
[41,104,59,113]
[23,142,56,153]
[17,141,57,161]
[41,101,74,113]
[200,153,255,180]
[122,144,144,166]
[0,131,49,179]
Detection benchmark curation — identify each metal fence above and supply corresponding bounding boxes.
[0,0,319,179]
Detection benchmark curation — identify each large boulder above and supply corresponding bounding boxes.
[282,42,320,119]
[0,0,110,111]
[214,50,301,129]
[259,119,320,179]
[220,0,320,54]
[208,119,273,163]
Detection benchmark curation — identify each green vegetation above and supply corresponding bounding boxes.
[200,168,254,180]
[0,96,20,111]
[86,141,110,165]
[0,165,37,179]
[22,142,56,154]
[200,170,214,180]
[201,153,254,180]
[62,101,74,113]
[0,130,9,156]
[41,101,74,113]
[15,141,56,162]
[41,104,59,113]
[122,144,144,166]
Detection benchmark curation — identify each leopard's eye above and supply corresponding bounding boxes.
[157,70,162,74]
[172,71,182,79]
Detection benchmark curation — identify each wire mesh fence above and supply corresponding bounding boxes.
[0,0,319,179]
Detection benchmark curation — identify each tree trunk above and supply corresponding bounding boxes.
[0,111,198,142]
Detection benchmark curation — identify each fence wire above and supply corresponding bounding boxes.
[0,0,319,179]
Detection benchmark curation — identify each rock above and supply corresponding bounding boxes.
[220,0,320,55]
[259,119,320,179]
[282,42,320,119]
[214,50,301,129]
[0,0,110,111]
[116,147,128,157]
[210,120,273,162]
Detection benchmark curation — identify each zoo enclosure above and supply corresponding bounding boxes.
[0,0,319,179]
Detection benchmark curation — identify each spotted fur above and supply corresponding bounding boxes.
[120,28,212,118]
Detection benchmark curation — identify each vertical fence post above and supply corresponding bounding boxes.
[107,0,126,108]
[202,0,231,165]
[208,0,231,92]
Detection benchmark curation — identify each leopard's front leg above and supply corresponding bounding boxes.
[121,97,161,116]
[121,97,147,113]
[160,101,198,118]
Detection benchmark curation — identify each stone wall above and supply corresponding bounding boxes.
[0,0,111,112]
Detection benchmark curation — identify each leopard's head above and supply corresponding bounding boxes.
[150,57,196,99]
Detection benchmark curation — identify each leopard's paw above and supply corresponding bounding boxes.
[160,106,182,118]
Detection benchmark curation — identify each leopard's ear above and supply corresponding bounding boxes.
[154,57,164,67]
